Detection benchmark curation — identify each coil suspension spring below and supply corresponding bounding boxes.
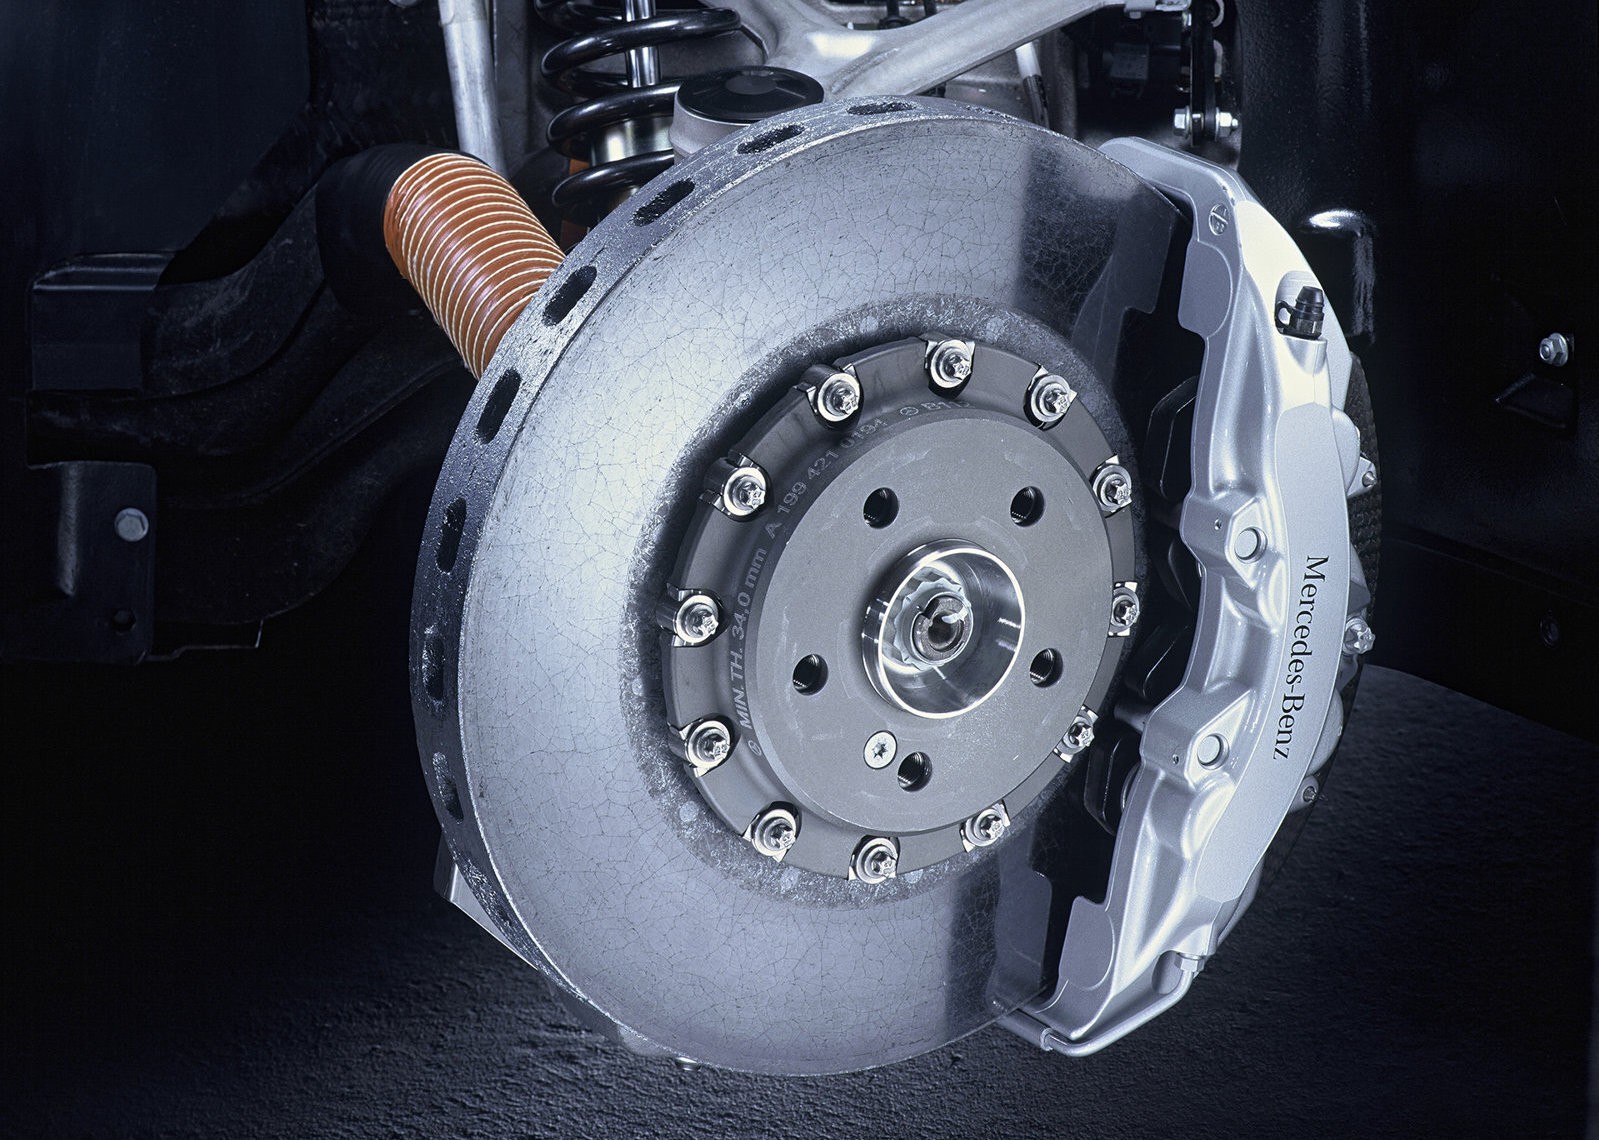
[537,0,744,222]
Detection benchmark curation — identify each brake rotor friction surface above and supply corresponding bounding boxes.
[411,98,1180,1073]
[664,337,1135,878]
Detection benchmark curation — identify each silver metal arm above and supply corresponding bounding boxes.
[440,0,507,172]
[719,0,1184,100]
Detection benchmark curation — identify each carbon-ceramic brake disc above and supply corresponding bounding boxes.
[410,98,1182,1074]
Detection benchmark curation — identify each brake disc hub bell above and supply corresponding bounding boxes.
[664,337,1136,877]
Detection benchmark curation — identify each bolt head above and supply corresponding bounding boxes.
[751,807,799,858]
[814,372,861,423]
[722,467,767,517]
[1172,108,1192,137]
[927,340,973,391]
[853,837,898,883]
[1063,719,1095,754]
[1092,465,1133,513]
[1343,617,1376,656]
[1538,333,1570,367]
[864,730,898,769]
[114,507,149,543]
[1029,374,1075,424]
[964,807,1008,848]
[674,596,719,644]
[1109,589,1141,633]
[686,720,733,770]
[1195,733,1227,767]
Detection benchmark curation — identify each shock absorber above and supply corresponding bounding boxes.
[536,0,745,222]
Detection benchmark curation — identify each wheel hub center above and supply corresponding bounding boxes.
[660,335,1140,878]
[868,543,1024,718]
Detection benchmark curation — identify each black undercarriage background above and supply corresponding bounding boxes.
[3,490,1596,1138]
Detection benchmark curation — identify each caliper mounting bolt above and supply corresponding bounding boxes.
[749,805,800,859]
[1027,371,1076,426]
[852,836,899,883]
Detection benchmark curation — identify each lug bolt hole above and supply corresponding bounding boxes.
[897,752,931,791]
[864,487,899,528]
[792,654,828,694]
[1010,486,1045,526]
[1029,648,1062,687]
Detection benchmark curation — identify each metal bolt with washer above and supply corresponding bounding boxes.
[1059,709,1097,756]
[810,370,861,424]
[749,806,799,859]
[720,465,768,517]
[669,593,721,645]
[925,338,974,392]
[1108,586,1141,635]
[685,719,734,774]
[852,836,899,882]
[961,803,1009,849]
[1538,332,1571,368]
[1027,372,1075,426]
[1091,462,1133,514]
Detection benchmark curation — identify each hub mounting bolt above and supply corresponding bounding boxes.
[721,464,767,517]
[669,593,720,645]
[926,338,973,392]
[961,804,1009,849]
[750,805,799,859]
[1342,616,1376,656]
[852,836,899,883]
[1027,372,1076,426]
[685,718,734,773]
[812,370,862,424]
[1109,585,1141,635]
[864,730,898,770]
[1092,462,1133,514]
[1059,709,1097,756]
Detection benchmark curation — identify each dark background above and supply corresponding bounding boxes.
[4,497,1595,1139]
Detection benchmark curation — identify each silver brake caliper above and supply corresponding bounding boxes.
[1006,139,1375,1054]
